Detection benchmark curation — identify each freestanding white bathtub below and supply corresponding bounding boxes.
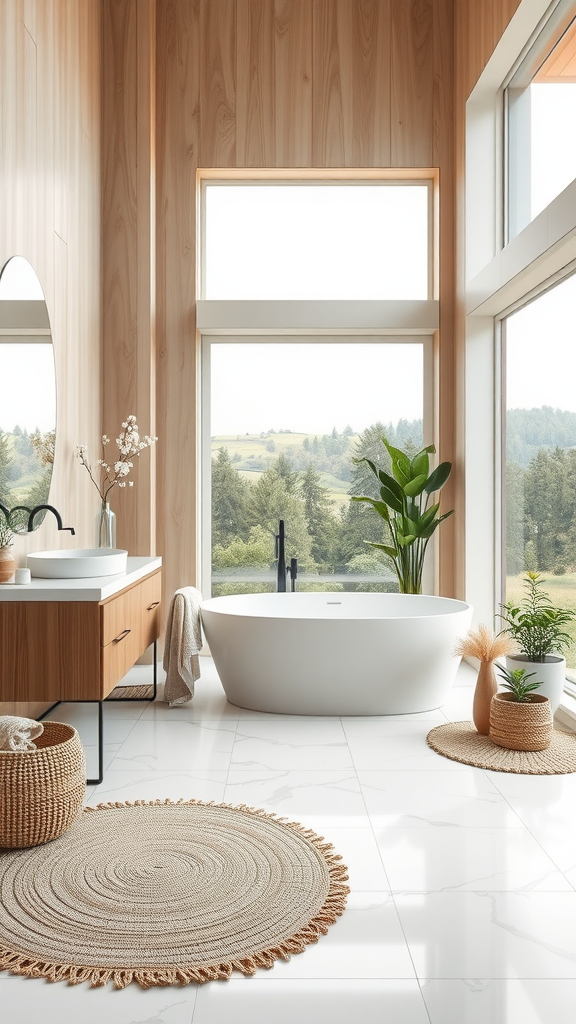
[201,592,472,716]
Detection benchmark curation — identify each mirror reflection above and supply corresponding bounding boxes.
[0,257,56,531]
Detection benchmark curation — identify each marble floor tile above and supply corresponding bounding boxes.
[231,718,353,770]
[193,980,430,1024]
[238,892,416,981]
[224,769,371,828]
[86,769,229,806]
[108,719,238,771]
[358,769,524,828]
[526,825,576,889]
[0,974,196,1024]
[4,656,576,1020]
[321,826,390,891]
[394,892,576,978]
[375,826,573,892]
[140,694,240,723]
[343,720,465,770]
[421,979,576,1024]
[486,771,576,830]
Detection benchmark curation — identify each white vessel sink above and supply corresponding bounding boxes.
[27,549,128,579]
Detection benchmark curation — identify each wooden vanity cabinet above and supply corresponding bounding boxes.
[0,569,161,703]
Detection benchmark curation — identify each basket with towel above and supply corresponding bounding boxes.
[0,716,86,848]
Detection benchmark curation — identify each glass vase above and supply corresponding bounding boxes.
[95,501,116,549]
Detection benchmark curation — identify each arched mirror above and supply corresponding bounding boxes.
[0,257,56,532]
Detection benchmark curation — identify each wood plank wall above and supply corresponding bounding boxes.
[150,0,458,609]
[101,0,525,613]
[0,0,102,717]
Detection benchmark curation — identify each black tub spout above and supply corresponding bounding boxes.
[275,519,287,592]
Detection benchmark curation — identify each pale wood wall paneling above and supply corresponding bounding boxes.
[236,0,276,166]
[391,0,434,166]
[0,0,102,716]
[143,0,458,608]
[456,0,523,99]
[312,0,391,167]
[274,0,313,165]
[101,0,157,560]
[199,0,237,166]
[155,0,200,615]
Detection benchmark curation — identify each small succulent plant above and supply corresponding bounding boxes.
[497,665,543,703]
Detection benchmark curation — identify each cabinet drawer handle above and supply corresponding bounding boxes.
[147,601,160,611]
[113,628,131,643]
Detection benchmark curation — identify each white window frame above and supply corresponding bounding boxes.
[503,0,576,243]
[197,169,441,600]
[197,168,438,302]
[464,0,576,724]
[200,333,436,600]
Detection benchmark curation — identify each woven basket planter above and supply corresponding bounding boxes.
[489,692,553,752]
[0,722,86,849]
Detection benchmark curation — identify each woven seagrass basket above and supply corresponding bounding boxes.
[0,722,86,849]
[489,692,553,752]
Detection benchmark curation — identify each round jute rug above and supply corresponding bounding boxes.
[0,799,349,989]
[427,721,576,774]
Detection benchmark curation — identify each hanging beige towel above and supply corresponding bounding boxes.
[0,715,44,751]
[163,587,203,706]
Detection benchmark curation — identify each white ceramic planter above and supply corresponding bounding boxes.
[504,654,566,714]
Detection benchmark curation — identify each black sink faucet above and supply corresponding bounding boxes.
[27,504,75,535]
[275,520,297,592]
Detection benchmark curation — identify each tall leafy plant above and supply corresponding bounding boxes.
[500,572,575,661]
[351,438,453,594]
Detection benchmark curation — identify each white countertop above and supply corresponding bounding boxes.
[0,556,162,602]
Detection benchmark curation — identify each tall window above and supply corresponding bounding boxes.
[200,175,436,598]
[503,272,576,677]
[207,338,430,597]
[506,4,576,240]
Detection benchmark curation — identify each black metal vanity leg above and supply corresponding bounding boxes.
[86,700,104,786]
[152,639,158,700]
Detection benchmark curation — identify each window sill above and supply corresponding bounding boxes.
[556,692,576,733]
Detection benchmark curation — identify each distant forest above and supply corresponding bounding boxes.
[506,407,576,576]
[0,426,54,519]
[211,405,576,593]
[507,406,576,468]
[211,418,426,594]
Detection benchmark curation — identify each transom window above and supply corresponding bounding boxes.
[202,179,432,300]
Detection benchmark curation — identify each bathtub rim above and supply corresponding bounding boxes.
[201,591,472,622]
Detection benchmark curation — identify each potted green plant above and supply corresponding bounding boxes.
[499,572,575,714]
[0,514,15,584]
[489,666,553,751]
[351,437,453,594]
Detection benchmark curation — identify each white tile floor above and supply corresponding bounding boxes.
[2,658,576,1023]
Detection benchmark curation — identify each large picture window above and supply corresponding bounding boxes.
[503,271,576,678]
[204,337,431,598]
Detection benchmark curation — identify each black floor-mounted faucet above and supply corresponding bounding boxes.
[27,504,75,535]
[275,520,297,592]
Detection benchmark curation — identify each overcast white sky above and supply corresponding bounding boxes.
[211,343,424,436]
[506,271,576,414]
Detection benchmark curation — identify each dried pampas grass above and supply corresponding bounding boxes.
[454,624,518,663]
